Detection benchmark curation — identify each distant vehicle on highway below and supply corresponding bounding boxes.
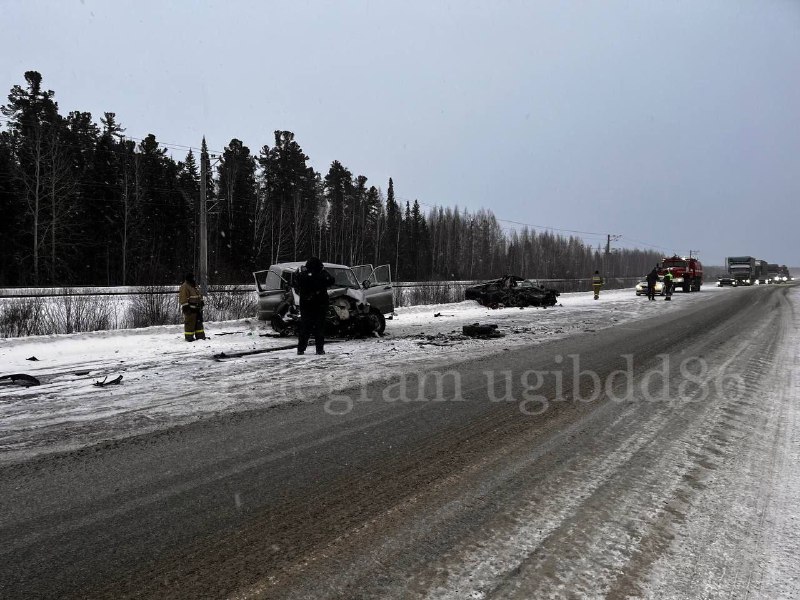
[635,276,665,296]
[658,255,703,292]
[717,276,738,287]
[767,263,781,283]
[726,256,756,285]
[755,259,770,284]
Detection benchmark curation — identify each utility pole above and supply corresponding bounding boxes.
[198,140,221,294]
[605,234,621,276]
[689,249,699,259]
[199,150,208,294]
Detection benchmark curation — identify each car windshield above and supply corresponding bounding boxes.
[663,261,687,269]
[327,267,360,289]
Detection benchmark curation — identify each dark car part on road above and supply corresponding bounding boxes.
[463,323,505,338]
[93,375,123,387]
[0,373,41,386]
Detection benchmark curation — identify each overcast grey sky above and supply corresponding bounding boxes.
[2,0,799,266]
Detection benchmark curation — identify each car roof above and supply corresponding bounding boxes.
[270,261,351,270]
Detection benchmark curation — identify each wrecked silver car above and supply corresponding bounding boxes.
[464,275,560,308]
[253,262,393,336]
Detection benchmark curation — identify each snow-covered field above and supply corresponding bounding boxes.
[0,287,726,464]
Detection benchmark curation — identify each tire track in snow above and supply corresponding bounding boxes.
[418,288,796,599]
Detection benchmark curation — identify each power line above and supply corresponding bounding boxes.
[398,195,666,250]
[618,236,674,253]
[397,195,608,236]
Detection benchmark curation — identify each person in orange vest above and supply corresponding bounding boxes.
[178,273,205,342]
[592,270,604,300]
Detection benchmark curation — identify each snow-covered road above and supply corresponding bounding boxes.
[1,287,723,464]
[1,284,798,599]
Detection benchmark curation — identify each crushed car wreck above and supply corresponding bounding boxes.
[464,275,560,308]
[254,262,394,336]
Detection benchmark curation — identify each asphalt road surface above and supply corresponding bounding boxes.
[1,284,798,599]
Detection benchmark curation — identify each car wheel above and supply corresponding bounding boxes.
[367,308,386,335]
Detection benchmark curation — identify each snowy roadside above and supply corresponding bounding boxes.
[0,287,726,464]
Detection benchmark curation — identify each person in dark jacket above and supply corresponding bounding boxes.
[645,267,659,301]
[294,257,335,355]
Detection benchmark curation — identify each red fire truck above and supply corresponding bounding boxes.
[659,255,703,292]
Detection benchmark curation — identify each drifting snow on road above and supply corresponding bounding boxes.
[1,288,716,463]
[1,284,799,599]
[250,285,800,600]
[420,288,800,600]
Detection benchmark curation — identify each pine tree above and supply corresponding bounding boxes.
[126,134,185,283]
[364,185,383,265]
[257,131,319,265]
[177,149,200,275]
[81,112,126,284]
[1,71,62,284]
[216,138,257,280]
[383,177,401,279]
[398,201,412,280]
[0,132,23,284]
[324,160,353,264]
[410,199,431,279]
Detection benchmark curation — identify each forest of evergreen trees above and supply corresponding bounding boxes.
[0,72,661,287]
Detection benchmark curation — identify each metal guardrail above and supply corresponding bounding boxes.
[0,277,644,299]
[393,277,641,288]
[0,286,252,299]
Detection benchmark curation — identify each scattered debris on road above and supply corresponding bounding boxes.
[415,332,462,347]
[93,375,123,387]
[463,323,505,338]
[213,345,297,360]
[0,373,41,387]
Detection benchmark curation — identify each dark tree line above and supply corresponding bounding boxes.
[0,71,660,287]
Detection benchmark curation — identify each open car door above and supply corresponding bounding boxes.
[253,268,291,321]
[354,264,394,314]
[351,264,373,286]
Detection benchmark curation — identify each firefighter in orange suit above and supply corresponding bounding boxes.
[592,270,604,300]
[179,273,205,342]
